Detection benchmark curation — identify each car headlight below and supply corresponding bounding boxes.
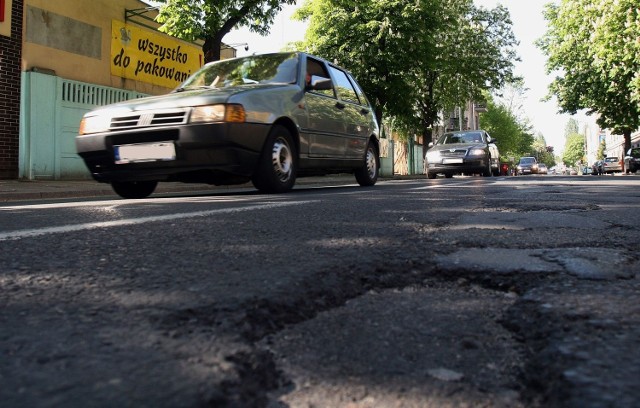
[468,148,485,156]
[78,115,111,135]
[426,150,441,161]
[190,104,245,123]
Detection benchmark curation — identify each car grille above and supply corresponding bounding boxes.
[440,148,467,157]
[110,109,189,130]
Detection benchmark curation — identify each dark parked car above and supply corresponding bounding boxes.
[602,156,622,174]
[424,130,499,179]
[624,148,640,174]
[516,156,538,175]
[76,52,380,198]
[592,160,604,175]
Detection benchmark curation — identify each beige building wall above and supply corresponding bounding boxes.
[22,0,235,95]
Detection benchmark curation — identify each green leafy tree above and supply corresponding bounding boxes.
[294,0,442,125]
[564,118,579,137]
[596,140,606,160]
[538,0,640,153]
[294,0,518,144]
[479,96,533,160]
[414,2,518,156]
[532,132,556,167]
[562,132,585,167]
[155,0,295,62]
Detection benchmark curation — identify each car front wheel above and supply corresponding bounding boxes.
[111,180,158,199]
[355,141,379,186]
[483,160,492,177]
[252,125,297,193]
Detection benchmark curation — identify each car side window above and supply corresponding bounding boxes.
[306,58,335,98]
[348,73,368,106]
[328,66,360,105]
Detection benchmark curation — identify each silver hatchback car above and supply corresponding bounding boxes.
[76,52,380,198]
[602,156,622,174]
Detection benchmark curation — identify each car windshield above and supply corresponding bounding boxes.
[520,157,535,164]
[177,53,299,90]
[631,148,640,157]
[437,132,484,144]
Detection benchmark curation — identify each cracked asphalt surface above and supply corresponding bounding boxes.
[0,175,638,407]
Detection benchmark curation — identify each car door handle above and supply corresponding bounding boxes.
[335,102,346,110]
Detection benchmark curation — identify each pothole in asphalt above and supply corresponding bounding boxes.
[435,247,636,281]
[261,282,525,407]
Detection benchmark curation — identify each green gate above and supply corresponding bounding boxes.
[20,72,147,180]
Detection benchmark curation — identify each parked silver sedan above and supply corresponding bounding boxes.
[76,52,380,198]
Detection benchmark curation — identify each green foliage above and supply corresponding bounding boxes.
[538,0,640,152]
[294,0,518,132]
[532,133,556,168]
[562,132,585,167]
[155,0,295,61]
[479,96,533,159]
[597,140,606,160]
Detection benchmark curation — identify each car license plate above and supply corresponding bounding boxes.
[115,142,176,164]
[443,158,463,164]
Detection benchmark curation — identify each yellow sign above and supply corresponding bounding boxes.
[111,20,203,89]
[0,0,12,38]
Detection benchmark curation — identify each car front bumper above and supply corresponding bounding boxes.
[76,122,270,183]
[426,158,488,175]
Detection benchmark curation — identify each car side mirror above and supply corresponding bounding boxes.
[428,142,434,148]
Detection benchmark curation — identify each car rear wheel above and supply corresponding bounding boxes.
[355,141,379,186]
[252,125,297,193]
[111,180,158,199]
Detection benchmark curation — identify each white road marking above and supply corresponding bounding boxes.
[413,180,484,189]
[0,201,311,241]
[0,195,259,211]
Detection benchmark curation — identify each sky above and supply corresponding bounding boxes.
[223,1,599,154]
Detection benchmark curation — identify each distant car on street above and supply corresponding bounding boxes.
[592,160,604,175]
[624,148,640,174]
[424,130,500,179]
[602,156,622,174]
[538,163,548,175]
[76,52,380,198]
[516,156,538,175]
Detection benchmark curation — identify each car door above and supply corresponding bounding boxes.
[301,57,344,158]
[327,65,372,159]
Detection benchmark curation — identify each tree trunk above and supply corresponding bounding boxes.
[203,33,225,63]
[623,129,631,155]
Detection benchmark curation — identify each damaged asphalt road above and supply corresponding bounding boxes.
[0,176,638,407]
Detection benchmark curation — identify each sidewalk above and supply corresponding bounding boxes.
[0,174,408,202]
